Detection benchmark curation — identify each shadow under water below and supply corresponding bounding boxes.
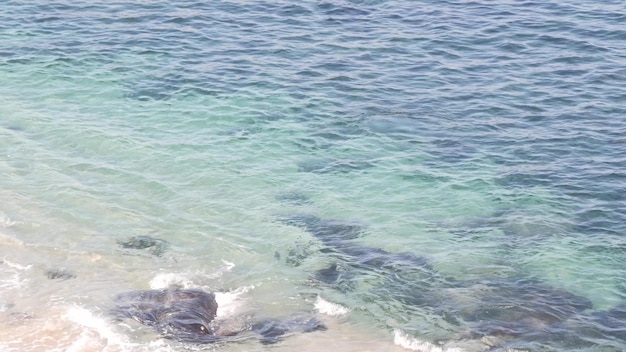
[280,215,453,314]
[279,214,626,351]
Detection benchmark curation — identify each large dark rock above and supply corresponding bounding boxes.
[111,288,325,344]
[112,289,220,342]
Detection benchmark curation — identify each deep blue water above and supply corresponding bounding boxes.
[0,1,625,351]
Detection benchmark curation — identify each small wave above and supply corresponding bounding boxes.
[0,258,30,292]
[149,260,235,289]
[393,329,464,352]
[64,306,178,352]
[64,306,135,352]
[314,296,350,316]
[149,272,196,290]
[214,285,255,318]
[0,213,21,228]
[148,266,254,319]
[1,258,30,271]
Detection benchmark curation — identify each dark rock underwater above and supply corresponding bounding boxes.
[111,288,326,345]
[117,235,170,257]
[279,213,626,350]
[87,218,625,349]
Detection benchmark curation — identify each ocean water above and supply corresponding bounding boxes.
[0,0,625,351]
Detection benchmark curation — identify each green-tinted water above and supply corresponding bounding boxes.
[1,1,625,351]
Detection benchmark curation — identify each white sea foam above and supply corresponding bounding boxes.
[148,263,253,319]
[0,258,30,292]
[314,296,350,316]
[1,258,30,271]
[214,285,255,318]
[149,260,236,289]
[64,306,135,352]
[149,272,195,289]
[393,329,464,352]
[0,213,20,228]
[64,307,179,352]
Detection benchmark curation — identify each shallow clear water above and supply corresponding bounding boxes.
[0,0,625,351]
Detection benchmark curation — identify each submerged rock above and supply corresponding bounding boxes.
[251,315,327,345]
[279,213,621,350]
[280,215,433,276]
[281,214,443,308]
[279,215,365,247]
[419,276,607,350]
[117,236,169,257]
[313,263,357,292]
[111,288,325,344]
[456,277,592,336]
[112,289,221,342]
[45,268,76,280]
[285,245,313,267]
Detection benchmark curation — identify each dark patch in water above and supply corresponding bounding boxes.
[280,215,364,245]
[251,315,327,345]
[111,288,326,344]
[285,245,313,267]
[280,215,432,273]
[45,268,76,280]
[117,236,169,257]
[280,214,440,303]
[314,263,343,285]
[6,125,25,132]
[112,289,222,342]
[430,276,603,350]
[313,263,357,292]
[279,213,623,349]
[309,221,364,246]
[458,277,592,325]
[279,214,322,228]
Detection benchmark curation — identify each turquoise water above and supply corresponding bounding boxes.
[0,1,625,351]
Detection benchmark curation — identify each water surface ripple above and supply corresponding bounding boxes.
[1,1,625,351]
